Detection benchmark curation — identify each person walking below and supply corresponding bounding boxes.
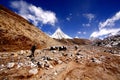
[30,44,36,57]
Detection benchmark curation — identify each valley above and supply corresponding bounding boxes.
[0,5,120,80]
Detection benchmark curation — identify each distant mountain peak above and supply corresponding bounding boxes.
[51,28,72,39]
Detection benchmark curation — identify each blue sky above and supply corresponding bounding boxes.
[1,0,120,39]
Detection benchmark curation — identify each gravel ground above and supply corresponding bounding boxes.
[0,45,120,80]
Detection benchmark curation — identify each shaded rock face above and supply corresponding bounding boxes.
[103,35,120,48]
[92,35,120,48]
[0,5,61,52]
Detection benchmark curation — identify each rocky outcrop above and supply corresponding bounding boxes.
[102,35,120,48]
[92,35,120,48]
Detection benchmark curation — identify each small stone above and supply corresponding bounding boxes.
[25,61,36,68]
[95,59,101,64]
[20,50,24,55]
[52,50,57,53]
[0,64,4,67]
[7,62,15,68]
[58,60,62,64]
[17,63,23,69]
[44,63,49,68]
[54,71,57,75]
[29,68,38,75]
[91,58,101,64]
[65,77,70,80]
[49,65,53,69]
[0,64,5,69]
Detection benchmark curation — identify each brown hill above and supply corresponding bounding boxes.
[0,5,61,52]
[55,38,91,46]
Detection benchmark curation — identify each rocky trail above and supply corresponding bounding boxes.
[0,45,120,80]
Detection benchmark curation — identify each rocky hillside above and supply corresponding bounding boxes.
[0,5,61,52]
[92,35,120,48]
[102,35,120,48]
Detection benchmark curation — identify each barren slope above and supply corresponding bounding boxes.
[55,38,91,45]
[0,5,61,52]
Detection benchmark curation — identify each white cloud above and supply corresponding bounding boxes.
[82,23,90,27]
[83,32,86,34]
[69,13,72,16]
[11,0,57,26]
[90,11,120,38]
[66,17,71,21]
[77,31,86,35]
[99,11,120,29]
[77,31,81,34]
[75,36,79,38]
[83,13,95,27]
[66,13,72,21]
[83,13,95,22]
[90,28,120,38]
[75,31,87,38]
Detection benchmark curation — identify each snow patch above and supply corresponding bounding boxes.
[51,28,72,39]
